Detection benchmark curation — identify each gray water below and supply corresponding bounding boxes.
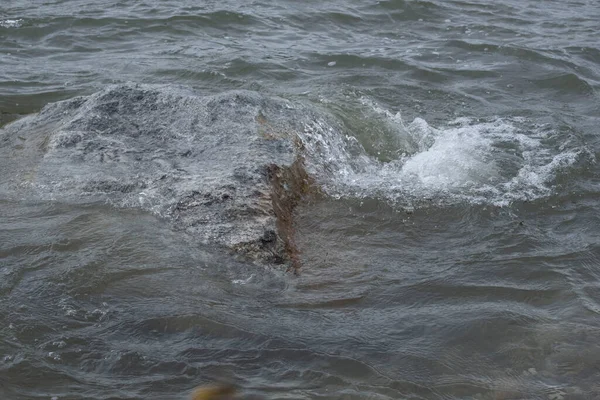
[1,1,600,399]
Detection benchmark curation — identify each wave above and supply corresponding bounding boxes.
[0,19,24,28]
[298,97,593,208]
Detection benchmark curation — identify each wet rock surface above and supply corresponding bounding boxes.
[0,84,319,266]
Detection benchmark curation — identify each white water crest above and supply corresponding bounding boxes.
[299,98,592,208]
[0,19,24,28]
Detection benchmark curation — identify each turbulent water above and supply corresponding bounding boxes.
[2,1,600,399]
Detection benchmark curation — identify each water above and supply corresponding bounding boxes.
[1,0,600,399]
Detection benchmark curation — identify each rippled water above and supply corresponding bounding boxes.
[2,0,600,399]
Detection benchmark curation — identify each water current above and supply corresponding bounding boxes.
[1,1,600,399]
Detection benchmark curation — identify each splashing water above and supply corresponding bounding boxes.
[299,98,592,208]
[0,19,24,28]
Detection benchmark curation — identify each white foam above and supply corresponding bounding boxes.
[399,121,498,190]
[0,19,23,28]
[299,99,591,208]
[232,274,255,285]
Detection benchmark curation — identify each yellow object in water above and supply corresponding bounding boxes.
[190,384,237,400]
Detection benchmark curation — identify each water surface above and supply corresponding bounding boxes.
[1,0,600,399]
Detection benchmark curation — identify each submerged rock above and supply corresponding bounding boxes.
[0,84,320,268]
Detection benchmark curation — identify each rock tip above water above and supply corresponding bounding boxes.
[0,83,322,270]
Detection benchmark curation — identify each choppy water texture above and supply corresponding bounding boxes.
[2,0,600,399]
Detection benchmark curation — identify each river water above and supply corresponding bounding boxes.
[1,1,600,399]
